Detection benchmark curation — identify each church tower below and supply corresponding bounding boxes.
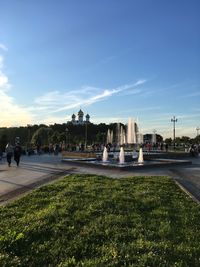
[78,109,84,124]
[69,110,90,125]
[72,114,76,124]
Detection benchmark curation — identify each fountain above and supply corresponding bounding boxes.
[62,119,192,169]
[120,126,126,145]
[138,147,144,164]
[119,147,125,164]
[102,147,109,162]
[127,118,136,145]
[62,145,191,170]
[107,129,113,144]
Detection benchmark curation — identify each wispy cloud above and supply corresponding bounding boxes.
[0,43,8,51]
[115,106,161,115]
[0,55,10,90]
[177,113,200,120]
[0,48,147,126]
[182,90,200,97]
[0,71,10,89]
[33,79,147,114]
[0,55,4,68]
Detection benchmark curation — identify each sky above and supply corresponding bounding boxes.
[0,0,199,138]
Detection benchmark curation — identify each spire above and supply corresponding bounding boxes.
[78,109,84,115]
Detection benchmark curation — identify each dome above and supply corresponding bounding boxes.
[78,109,84,115]
[72,114,76,118]
[86,114,90,118]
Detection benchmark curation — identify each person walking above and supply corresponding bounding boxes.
[0,148,3,160]
[5,143,14,167]
[14,143,22,166]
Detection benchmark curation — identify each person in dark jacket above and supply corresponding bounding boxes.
[14,143,22,166]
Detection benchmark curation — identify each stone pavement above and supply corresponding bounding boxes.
[0,153,199,205]
[168,157,200,203]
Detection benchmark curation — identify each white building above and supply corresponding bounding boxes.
[70,109,90,125]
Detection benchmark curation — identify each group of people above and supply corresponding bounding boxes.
[5,143,22,167]
[189,144,200,157]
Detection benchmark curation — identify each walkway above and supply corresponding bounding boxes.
[0,154,199,205]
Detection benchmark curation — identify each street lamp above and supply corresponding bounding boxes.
[85,122,88,150]
[27,124,32,153]
[65,127,69,150]
[171,116,178,150]
[196,127,200,137]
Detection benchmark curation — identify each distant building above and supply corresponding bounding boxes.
[143,133,163,144]
[70,109,90,125]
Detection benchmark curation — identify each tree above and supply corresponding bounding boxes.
[175,137,181,145]
[49,131,60,144]
[180,136,191,144]
[156,134,163,143]
[165,138,172,145]
[193,135,200,144]
[0,134,8,151]
[31,127,53,146]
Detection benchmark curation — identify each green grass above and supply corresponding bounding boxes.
[0,174,200,267]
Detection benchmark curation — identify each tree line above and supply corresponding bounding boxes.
[0,122,199,152]
[0,122,119,151]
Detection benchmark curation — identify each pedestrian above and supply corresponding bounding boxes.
[5,143,14,167]
[0,148,2,160]
[14,143,22,166]
[165,143,168,152]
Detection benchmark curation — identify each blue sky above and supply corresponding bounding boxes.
[0,0,199,138]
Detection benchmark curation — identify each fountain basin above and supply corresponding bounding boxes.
[62,158,192,170]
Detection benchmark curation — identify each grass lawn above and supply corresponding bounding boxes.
[0,174,200,267]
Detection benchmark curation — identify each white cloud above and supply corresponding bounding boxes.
[115,106,161,115]
[0,89,32,127]
[0,55,4,68]
[35,115,69,126]
[21,80,146,125]
[0,71,10,90]
[0,52,33,126]
[47,80,147,113]
[0,54,10,90]
[0,43,8,51]
[134,79,146,86]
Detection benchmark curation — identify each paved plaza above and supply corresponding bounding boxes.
[0,153,200,205]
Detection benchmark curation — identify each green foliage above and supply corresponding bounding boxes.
[31,127,53,146]
[164,138,172,145]
[0,175,200,266]
[156,134,163,143]
[0,134,8,151]
[193,135,200,144]
[180,136,191,144]
[49,131,60,144]
[0,123,121,149]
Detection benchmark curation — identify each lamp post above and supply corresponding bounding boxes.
[196,127,200,137]
[85,122,88,150]
[65,127,69,150]
[27,124,32,153]
[171,116,178,150]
